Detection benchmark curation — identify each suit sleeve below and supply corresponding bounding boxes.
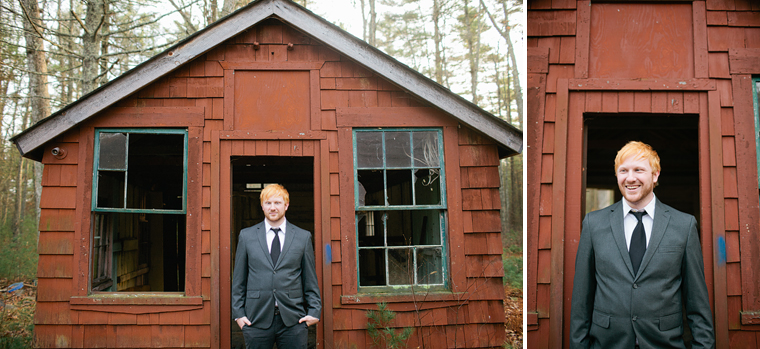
[570,215,596,349]
[301,233,322,319]
[682,216,715,348]
[231,230,249,320]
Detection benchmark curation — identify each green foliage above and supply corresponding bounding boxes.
[503,246,522,289]
[0,219,38,282]
[0,286,36,348]
[366,302,414,349]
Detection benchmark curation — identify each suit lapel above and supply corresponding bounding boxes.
[636,199,671,278]
[610,201,635,277]
[256,223,275,268]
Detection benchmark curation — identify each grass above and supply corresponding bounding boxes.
[0,217,39,347]
[502,244,522,290]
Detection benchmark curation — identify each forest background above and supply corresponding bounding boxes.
[0,0,523,346]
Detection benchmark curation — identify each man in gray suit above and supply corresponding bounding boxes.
[232,184,321,349]
[570,141,714,348]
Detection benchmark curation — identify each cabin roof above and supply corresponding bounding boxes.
[12,0,522,161]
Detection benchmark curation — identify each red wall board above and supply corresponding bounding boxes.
[546,65,574,93]
[723,136,737,166]
[589,3,694,79]
[618,92,634,112]
[39,209,75,232]
[37,255,73,278]
[729,329,758,347]
[109,313,137,325]
[537,249,551,284]
[528,46,551,72]
[470,211,501,233]
[37,278,72,302]
[458,145,498,167]
[727,11,760,26]
[709,53,731,79]
[728,296,742,330]
[539,184,553,216]
[150,325,185,347]
[559,36,575,64]
[545,93,556,122]
[634,92,652,113]
[707,26,746,52]
[321,90,349,109]
[336,77,378,90]
[35,301,74,325]
[35,325,73,348]
[727,262,742,296]
[707,10,728,25]
[528,10,576,37]
[724,167,738,198]
[706,0,735,11]
[651,92,668,113]
[464,233,488,255]
[347,91,378,108]
[462,189,483,211]
[746,28,760,48]
[38,232,74,255]
[729,48,760,74]
[234,71,311,131]
[601,92,617,113]
[584,92,601,113]
[666,92,684,114]
[684,92,700,114]
[465,255,503,278]
[183,325,211,347]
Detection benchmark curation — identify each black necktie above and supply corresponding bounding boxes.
[630,211,647,275]
[271,228,281,265]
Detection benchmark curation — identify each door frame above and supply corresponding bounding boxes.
[210,132,333,348]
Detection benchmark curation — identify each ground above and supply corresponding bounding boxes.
[504,285,523,348]
[0,279,35,348]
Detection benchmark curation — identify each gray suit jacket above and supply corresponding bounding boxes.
[570,199,714,349]
[231,221,321,328]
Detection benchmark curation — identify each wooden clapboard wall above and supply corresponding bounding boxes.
[33,18,509,348]
[527,0,760,348]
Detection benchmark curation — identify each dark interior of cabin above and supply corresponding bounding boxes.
[229,155,315,349]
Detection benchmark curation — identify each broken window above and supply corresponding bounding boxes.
[354,129,446,288]
[91,129,187,292]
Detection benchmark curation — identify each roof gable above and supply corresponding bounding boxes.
[13,0,521,160]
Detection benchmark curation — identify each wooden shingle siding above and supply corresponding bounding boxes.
[529,0,760,347]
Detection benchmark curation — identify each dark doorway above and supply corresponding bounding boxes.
[230,156,315,349]
[584,113,700,347]
[584,113,700,221]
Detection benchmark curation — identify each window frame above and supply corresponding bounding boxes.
[89,128,189,293]
[352,128,449,291]
[753,77,760,188]
[91,128,188,215]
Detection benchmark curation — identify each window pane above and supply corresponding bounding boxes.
[93,212,186,292]
[126,134,184,210]
[417,248,443,284]
[386,170,412,205]
[99,132,127,170]
[356,132,383,168]
[411,210,442,245]
[413,131,440,167]
[97,171,125,208]
[414,169,441,205]
[386,210,411,246]
[385,132,411,168]
[357,170,384,206]
[359,249,386,286]
[357,212,384,247]
[388,248,413,285]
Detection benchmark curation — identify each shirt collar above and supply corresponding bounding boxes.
[623,194,657,217]
[265,218,287,234]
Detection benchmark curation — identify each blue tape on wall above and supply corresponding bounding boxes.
[717,236,726,265]
[325,243,332,264]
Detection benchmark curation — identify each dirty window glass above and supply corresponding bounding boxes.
[91,129,187,293]
[354,129,446,289]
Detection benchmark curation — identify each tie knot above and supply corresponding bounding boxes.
[272,227,281,235]
[631,210,647,221]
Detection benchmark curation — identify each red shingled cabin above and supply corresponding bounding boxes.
[11,0,522,348]
[527,0,760,348]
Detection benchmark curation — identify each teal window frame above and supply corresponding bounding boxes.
[353,128,448,291]
[753,77,760,187]
[90,128,188,292]
[92,128,188,214]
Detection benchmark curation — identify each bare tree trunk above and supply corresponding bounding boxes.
[481,0,523,125]
[21,0,51,231]
[221,0,237,18]
[360,0,367,41]
[432,0,443,84]
[463,0,483,104]
[80,0,106,93]
[368,0,376,46]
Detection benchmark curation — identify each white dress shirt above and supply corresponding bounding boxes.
[622,195,656,251]
[265,219,286,254]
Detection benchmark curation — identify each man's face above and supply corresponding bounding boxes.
[616,155,659,210]
[261,195,289,224]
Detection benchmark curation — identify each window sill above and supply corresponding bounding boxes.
[70,294,203,313]
[341,291,466,305]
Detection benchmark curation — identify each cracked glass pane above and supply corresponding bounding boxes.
[356,132,383,168]
[99,132,127,170]
[413,131,439,167]
[385,131,411,168]
[416,248,443,284]
[388,248,413,285]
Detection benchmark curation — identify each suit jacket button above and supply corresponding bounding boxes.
[633,283,638,289]
[632,316,638,321]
